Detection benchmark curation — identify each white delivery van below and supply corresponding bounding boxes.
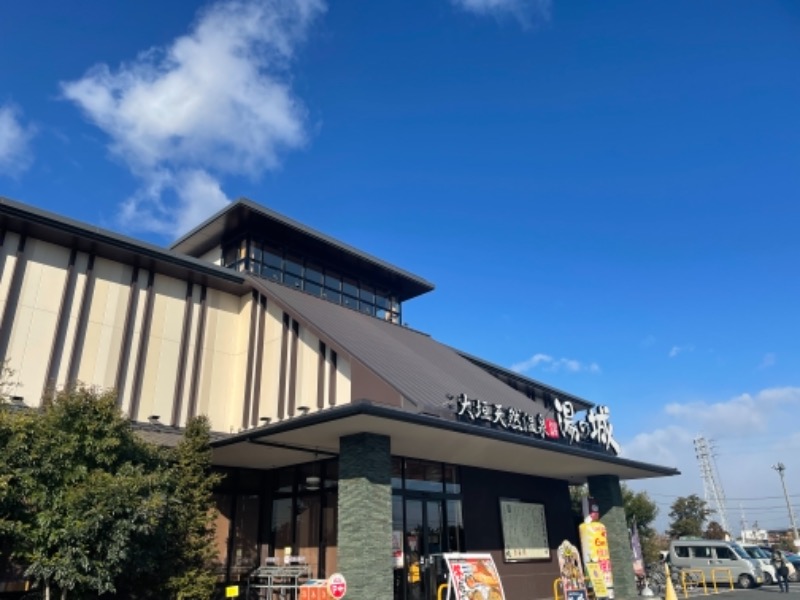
[668,539,763,589]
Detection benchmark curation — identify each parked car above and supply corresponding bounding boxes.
[741,544,776,585]
[758,547,799,582]
[786,552,800,582]
[669,539,763,589]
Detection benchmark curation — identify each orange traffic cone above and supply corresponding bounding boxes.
[663,563,679,600]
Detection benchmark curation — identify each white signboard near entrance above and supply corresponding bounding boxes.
[499,499,550,561]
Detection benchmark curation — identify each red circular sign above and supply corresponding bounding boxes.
[327,572,347,599]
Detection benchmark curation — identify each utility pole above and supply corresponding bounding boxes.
[772,462,799,548]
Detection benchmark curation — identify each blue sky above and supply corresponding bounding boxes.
[1,0,799,532]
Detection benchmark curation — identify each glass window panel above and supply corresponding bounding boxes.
[392,495,405,598]
[305,264,323,284]
[239,469,264,493]
[223,245,238,267]
[360,303,375,316]
[342,295,358,310]
[272,497,294,562]
[343,278,358,298]
[324,273,341,290]
[284,273,302,289]
[375,293,391,310]
[285,255,303,276]
[444,465,460,494]
[263,246,282,268]
[273,468,295,494]
[296,495,321,577]
[322,491,338,577]
[250,243,262,261]
[213,493,234,578]
[446,500,464,553]
[304,281,322,297]
[391,457,403,490]
[232,494,261,579]
[376,308,388,321]
[359,285,375,303]
[427,500,443,555]
[262,265,282,282]
[322,290,341,304]
[404,459,444,493]
[323,460,338,489]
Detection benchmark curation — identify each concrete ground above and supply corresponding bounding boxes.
[657,584,799,600]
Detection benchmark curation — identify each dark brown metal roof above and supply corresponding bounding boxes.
[249,275,594,421]
[169,198,435,302]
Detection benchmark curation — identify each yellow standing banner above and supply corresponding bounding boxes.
[579,520,614,599]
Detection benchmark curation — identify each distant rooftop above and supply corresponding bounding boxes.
[171,198,435,303]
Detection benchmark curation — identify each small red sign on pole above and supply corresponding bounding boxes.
[327,572,347,599]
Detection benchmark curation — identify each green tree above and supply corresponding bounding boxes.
[569,483,661,564]
[166,415,221,599]
[622,486,660,564]
[15,387,170,599]
[0,386,222,600]
[704,520,727,540]
[667,494,713,539]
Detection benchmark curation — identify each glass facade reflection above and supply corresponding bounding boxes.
[222,237,402,323]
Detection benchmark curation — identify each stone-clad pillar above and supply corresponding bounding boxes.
[587,474,637,600]
[338,433,392,598]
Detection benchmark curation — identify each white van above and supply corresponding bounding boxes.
[668,539,763,589]
[741,544,776,585]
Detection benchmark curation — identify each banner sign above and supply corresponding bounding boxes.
[579,520,614,599]
[448,393,620,455]
[444,553,506,600]
[557,540,589,600]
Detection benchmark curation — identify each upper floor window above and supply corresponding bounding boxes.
[222,238,402,324]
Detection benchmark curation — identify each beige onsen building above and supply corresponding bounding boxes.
[0,196,677,600]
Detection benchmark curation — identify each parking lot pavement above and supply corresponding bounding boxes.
[659,585,799,600]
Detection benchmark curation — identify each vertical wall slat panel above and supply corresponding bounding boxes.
[187,285,207,419]
[42,248,78,396]
[0,234,28,364]
[66,252,96,386]
[171,281,195,426]
[128,270,156,420]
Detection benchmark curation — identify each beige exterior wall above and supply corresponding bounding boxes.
[0,228,380,433]
[133,274,186,423]
[77,257,132,390]
[196,289,250,432]
[4,238,70,402]
[198,245,222,265]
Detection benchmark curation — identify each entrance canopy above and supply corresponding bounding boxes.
[212,401,679,484]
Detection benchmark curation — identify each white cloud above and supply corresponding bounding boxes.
[668,344,694,358]
[0,103,35,176]
[759,352,776,369]
[511,353,601,374]
[621,386,800,533]
[62,0,325,237]
[450,0,551,27]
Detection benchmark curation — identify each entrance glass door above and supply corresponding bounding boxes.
[403,499,443,600]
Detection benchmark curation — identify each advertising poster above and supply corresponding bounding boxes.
[557,540,589,600]
[579,520,614,599]
[443,553,506,600]
[392,531,404,569]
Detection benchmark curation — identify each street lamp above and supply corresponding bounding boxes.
[772,463,800,549]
